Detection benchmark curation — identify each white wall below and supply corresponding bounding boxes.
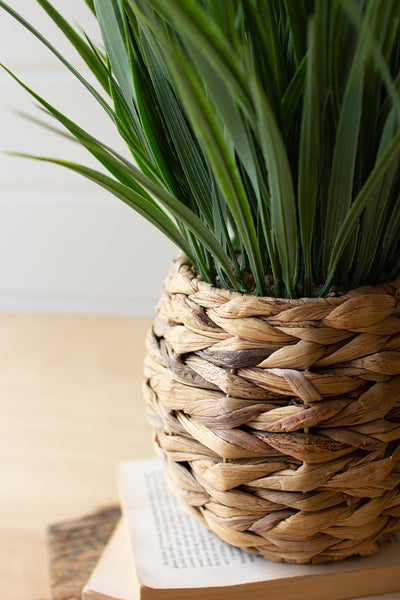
[0,0,176,314]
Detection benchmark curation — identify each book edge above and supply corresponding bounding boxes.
[138,564,400,600]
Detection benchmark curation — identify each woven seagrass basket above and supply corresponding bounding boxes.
[144,254,400,564]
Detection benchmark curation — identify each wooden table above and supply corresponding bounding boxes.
[0,314,154,600]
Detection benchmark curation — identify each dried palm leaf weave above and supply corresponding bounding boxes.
[144,255,400,564]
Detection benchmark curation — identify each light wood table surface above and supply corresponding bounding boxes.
[0,314,154,600]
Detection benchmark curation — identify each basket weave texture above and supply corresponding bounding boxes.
[144,255,400,564]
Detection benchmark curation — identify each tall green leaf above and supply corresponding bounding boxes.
[252,80,298,297]
[323,17,367,270]
[298,17,320,296]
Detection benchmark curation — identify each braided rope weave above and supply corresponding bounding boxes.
[144,255,400,564]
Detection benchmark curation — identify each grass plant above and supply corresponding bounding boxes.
[1,0,400,297]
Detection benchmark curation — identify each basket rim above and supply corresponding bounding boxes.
[167,253,400,306]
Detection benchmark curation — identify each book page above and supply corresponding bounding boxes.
[119,458,400,590]
[83,519,139,600]
[142,468,257,570]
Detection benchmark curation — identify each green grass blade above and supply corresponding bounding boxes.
[298,17,320,296]
[337,0,400,121]
[320,128,400,295]
[37,0,110,92]
[0,1,120,125]
[242,2,285,124]
[281,54,306,138]
[357,1,400,180]
[353,109,400,286]
[185,44,260,199]
[138,38,215,225]
[257,178,282,296]
[94,0,134,108]
[94,0,151,153]
[252,80,298,297]
[138,0,253,115]
[323,22,367,270]
[283,0,308,66]
[84,0,96,15]
[82,37,161,181]
[206,0,240,51]
[124,28,193,204]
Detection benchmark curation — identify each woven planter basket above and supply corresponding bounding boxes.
[144,254,400,564]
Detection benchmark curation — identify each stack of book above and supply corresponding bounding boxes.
[82,458,400,600]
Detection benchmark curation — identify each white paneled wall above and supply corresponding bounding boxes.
[0,1,176,314]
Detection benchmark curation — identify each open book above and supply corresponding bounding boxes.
[84,458,400,600]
